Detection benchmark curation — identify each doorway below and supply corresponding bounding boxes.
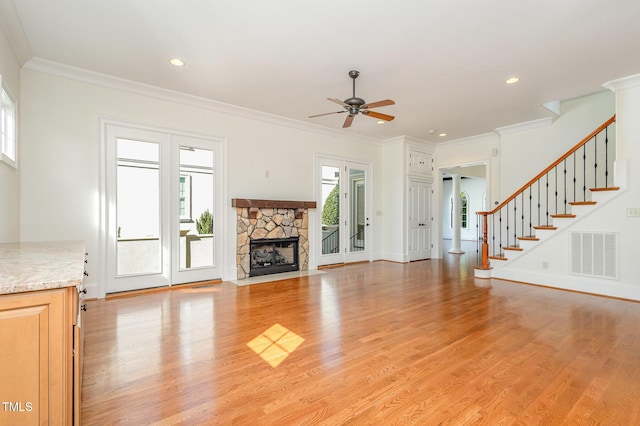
[102,122,226,294]
[439,164,487,255]
[317,156,371,266]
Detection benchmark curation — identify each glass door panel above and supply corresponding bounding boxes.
[116,138,162,276]
[345,162,369,262]
[171,135,222,285]
[178,146,214,270]
[348,167,366,253]
[321,165,341,255]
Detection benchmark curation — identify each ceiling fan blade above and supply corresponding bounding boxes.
[328,98,349,108]
[361,99,395,109]
[362,110,395,121]
[309,111,346,118]
[342,114,355,128]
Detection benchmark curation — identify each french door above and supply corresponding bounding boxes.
[103,122,224,294]
[317,157,371,266]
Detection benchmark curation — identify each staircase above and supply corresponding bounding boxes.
[476,115,617,275]
[483,186,620,268]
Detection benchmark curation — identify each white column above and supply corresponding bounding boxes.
[448,174,464,254]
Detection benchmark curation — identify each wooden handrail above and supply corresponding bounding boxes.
[486,115,616,215]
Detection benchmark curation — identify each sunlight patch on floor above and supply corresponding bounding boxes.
[247,323,305,368]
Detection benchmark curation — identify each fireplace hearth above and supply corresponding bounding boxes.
[250,237,299,277]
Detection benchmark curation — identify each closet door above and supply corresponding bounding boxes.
[408,179,432,261]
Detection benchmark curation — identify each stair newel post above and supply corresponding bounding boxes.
[479,212,490,270]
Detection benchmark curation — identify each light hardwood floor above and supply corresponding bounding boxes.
[82,247,640,424]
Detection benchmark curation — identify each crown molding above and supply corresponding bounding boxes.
[603,73,640,92]
[495,116,554,135]
[438,131,499,149]
[23,57,383,146]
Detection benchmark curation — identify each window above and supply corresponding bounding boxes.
[450,191,469,229]
[1,77,17,168]
[461,191,468,229]
[179,174,192,220]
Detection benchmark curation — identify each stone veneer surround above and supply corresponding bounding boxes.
[233,199,315,280]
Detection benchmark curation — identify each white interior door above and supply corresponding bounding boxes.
[317,157,371,266]
[408,179,432,261]
[104,122,224,294]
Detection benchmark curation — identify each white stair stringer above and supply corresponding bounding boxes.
[487,187,623,272]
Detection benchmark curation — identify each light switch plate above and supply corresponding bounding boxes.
[627,208,640,217]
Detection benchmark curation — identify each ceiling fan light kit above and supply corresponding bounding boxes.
[309,70,395,128]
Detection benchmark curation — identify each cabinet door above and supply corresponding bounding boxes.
[0,289,67,425]
[408,149,433,177]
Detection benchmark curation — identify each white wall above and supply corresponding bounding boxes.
[19,67,384,295]
[380,138,405,261]
[500,91,615,196]
[0,24,20,242]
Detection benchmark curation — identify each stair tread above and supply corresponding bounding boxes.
[569,201,597,205]
[518,236,539,241]
[533,225,557,230]
[489,255,507,261]
[550,214,576,218]
[503,246,523,251]
[590,186,620,192]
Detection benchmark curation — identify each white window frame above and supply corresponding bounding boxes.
[1,76,17,168]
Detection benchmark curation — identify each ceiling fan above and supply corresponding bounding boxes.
[309,70,395,128]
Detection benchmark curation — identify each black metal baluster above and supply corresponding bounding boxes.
[498,210,502,256]
[594,133,598,189]
[605,127,610,187]
[529,185,533,236]
[563,159,568,214]
[573,152,577,202]
[505,202,509,252]
[583,143,587,198]
[555,166,558,216]
[537,179,541,228]
[520,192,524,241]
[546,173,550,225]
[513,201,518,247]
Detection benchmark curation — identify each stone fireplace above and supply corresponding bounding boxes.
[232,199,316,280]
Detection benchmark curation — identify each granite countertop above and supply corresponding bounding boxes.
[0,241,86,295]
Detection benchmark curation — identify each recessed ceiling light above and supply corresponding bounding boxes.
[170,58,185,67]
[377,120,385,125]
[505,77,520,84]
[439,133,447,137]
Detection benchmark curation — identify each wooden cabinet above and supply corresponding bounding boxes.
[0,241,85,425]
[0,287,79,425]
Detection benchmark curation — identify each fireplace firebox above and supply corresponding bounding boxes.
[249,237,299,277]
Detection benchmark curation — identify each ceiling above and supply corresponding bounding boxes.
[2,0,639,142]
